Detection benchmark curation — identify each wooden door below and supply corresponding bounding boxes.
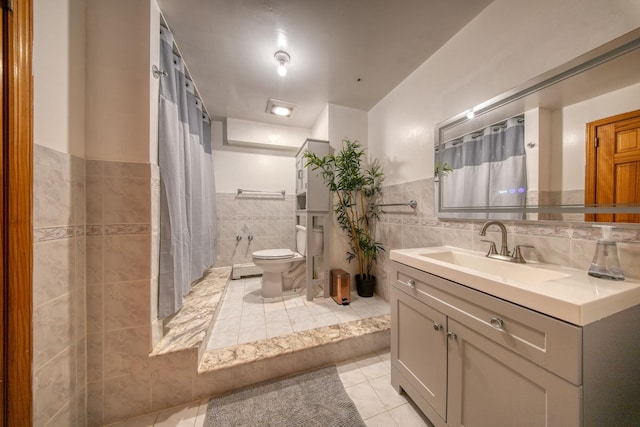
[585,109,640,222]
[2,0,33,424]
[446,319,581,427]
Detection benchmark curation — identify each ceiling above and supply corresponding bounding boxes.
[157,0,493,128]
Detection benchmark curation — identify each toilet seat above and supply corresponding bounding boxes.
[252,249,295,260]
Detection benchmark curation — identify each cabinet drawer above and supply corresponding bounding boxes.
[392,261,582,385]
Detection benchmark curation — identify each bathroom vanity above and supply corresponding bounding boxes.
[390,246,640,427]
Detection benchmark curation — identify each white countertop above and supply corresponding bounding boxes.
[390,246,640,326]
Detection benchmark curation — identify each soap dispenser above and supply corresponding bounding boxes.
[588,225,624,280]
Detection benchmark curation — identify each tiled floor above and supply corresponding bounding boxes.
[105,351,432,427]
[206,276,390,350]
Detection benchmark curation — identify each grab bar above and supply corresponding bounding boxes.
[372,200,417,209]
[236,188,286,198]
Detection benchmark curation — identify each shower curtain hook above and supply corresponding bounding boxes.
[152,64,167,79]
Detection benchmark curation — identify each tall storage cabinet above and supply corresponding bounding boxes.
[295,139,331,300]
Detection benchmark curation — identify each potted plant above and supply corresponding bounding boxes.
[304,138,385,297]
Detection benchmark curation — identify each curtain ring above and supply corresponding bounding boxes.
[152,65,167,79]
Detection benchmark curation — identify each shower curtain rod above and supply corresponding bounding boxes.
[157,21,212,121]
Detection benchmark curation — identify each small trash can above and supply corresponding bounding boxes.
[330,269,350,305]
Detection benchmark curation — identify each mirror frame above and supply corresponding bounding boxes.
[435,29,640,218]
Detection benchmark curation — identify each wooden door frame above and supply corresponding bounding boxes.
[2,0,33,424]
[585,109,640,222]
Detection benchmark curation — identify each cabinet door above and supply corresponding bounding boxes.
[391,286,448,421]
[295,153,306,195]
[447,319,581,427]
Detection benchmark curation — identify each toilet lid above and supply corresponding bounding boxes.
[253,249,295,260]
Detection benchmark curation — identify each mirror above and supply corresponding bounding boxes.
[436,29,640,222]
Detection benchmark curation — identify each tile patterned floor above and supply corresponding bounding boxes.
[206,276,390,350]
[105,351,431,427]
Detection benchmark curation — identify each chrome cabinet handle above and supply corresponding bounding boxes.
[433,323,443,331]
[407,279,416,289]
[490,317,504,329]
[447,331,457,341]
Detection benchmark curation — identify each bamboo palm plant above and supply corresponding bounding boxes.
[304,138,385,294]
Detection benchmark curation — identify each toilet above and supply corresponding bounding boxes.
[252,225,323,299]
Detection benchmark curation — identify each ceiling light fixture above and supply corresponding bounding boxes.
[274,50,290,77]
[266,98,295,118]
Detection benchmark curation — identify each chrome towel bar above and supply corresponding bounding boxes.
[372,200,417,209]
[236,188,286,198]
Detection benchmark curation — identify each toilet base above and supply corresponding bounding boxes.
[260,271,284,299]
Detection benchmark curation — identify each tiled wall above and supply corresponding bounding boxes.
[85,160,154,425]
[215,193,296,267]
[375,177,640,300]
[33,145,87,426]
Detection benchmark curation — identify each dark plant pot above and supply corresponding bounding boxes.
[355,274,376,297]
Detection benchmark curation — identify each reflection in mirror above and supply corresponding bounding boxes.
[438,115,526,220]
[435,30,640,222]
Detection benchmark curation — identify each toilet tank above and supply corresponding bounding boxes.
[296,225,323,256]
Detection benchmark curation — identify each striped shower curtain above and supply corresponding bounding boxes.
[439,116,526,220]
[158,26,217,318]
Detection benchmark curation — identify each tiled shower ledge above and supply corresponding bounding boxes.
[150,266,391,375]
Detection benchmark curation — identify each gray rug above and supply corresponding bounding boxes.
[204,365,366,427]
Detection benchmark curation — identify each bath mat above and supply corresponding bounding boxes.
[204,365,366,427]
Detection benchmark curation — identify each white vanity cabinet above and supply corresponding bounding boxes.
[391,260,640,427]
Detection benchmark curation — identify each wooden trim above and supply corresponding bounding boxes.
[0,4,4,425]
[2,0,33,424]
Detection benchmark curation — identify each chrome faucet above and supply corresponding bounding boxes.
[479,220,530,263]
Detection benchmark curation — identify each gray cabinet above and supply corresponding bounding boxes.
[295,139,330,300]
[391,260,640,427]
[392,288,447,419]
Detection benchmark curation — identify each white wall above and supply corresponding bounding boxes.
[85,0,152,162]
[328,104,368,149]
[227,118,310,150]
[33,0,85,156]
[368,0,640,186]
[324,104,369,276]
[212,150,295,194]
[211,118,311,194]
[555,81,640,191]
[310,105,329,140]
[149,0,161,165]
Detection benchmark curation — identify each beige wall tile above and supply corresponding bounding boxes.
[149,350,197,410]
[102,374,151,424]
[33,346,76,427]
[103,161,150,178]
[86,236,103,285]
[33,293,75,370]
[104,280,150,330]
[34,165,73,228]
[33,239,75,307]
[103,326,151,379]
[86,175,103,225]
[86,381,104,427]
[86,333,103,383]
[104,234,151,283]
[86,284,103,333]
[103,176,151,224]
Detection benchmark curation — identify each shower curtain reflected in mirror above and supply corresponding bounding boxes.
[440,116,526,220]
[158,26,217,318]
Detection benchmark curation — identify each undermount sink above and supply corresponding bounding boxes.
[420,250,571,284]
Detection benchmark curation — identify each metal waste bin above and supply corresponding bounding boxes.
[330,269,350,305]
